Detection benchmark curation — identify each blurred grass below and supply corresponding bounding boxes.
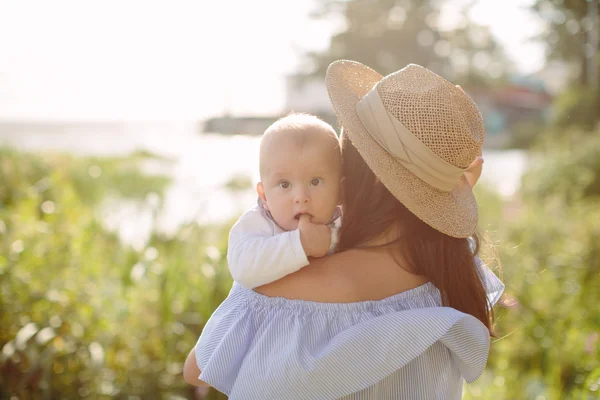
[1,126,599,399]
[0,148,231,399]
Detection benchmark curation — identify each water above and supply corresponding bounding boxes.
[0,122,527,244]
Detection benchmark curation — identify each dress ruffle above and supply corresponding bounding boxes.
[195,261,504,399]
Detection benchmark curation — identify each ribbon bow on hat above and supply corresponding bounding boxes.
[355,84,468,192]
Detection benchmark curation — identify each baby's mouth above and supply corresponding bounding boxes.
[294,212,311,220]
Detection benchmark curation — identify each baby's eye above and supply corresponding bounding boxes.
[279,181,290,189]
[310,178,321,186]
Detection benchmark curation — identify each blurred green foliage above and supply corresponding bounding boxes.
[3,138,598,399]
[506,120,547,150]
[465,128,600,399]
[0,149,231,399]
[552,86,600,131]
[1,121,599,399]
[523,128,600,204]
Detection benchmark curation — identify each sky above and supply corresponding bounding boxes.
[0,0,545,121]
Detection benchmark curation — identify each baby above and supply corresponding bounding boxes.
[227,113,342,289]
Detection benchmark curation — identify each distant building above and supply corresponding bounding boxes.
[284,76,335,116]
[469,75,553,147]
[202,115,276,136]
[285,74,553,148]
[202,73,554,145]
[201,76,338,136]
[281,76,337,129]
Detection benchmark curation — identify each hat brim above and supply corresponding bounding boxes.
[325,60,478,238]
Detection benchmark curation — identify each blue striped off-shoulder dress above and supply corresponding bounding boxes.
[194,259,504,399]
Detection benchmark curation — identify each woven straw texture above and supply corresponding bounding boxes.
[325,60,485,238]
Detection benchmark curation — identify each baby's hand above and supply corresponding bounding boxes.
[298,214,331,258]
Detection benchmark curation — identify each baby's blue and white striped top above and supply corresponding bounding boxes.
[194,259,504,399]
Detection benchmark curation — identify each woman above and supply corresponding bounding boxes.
[183,60,504,399]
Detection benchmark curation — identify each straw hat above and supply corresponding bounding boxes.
[325,60,485,238]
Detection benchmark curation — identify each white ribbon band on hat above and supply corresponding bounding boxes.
[355,84,467,192]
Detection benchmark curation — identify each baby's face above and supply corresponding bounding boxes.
[258,139,341,231]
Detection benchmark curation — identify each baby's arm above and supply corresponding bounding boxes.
[227,208,309,289]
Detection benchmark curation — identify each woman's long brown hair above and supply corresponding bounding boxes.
[336,132,494,334]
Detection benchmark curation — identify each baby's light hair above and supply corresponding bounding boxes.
[259,113,341,178]
[264,112,337,140]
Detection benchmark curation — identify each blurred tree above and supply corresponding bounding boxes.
[552,85,600,130]
[300,0,511,85]
[531,0,600,86]
[529,1,599,132]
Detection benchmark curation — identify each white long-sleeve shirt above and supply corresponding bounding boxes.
[227,205,340,289]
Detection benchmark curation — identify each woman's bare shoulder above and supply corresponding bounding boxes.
[255,248,428,303]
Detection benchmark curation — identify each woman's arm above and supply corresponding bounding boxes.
[183,348,211,388]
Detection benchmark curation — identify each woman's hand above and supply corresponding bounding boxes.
[455,84,484,189]
[465,156,484,189]
[183,348,211,388]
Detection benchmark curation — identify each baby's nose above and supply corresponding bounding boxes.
[294,191,309,204]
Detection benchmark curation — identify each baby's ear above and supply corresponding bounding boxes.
[257,182,269,210]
